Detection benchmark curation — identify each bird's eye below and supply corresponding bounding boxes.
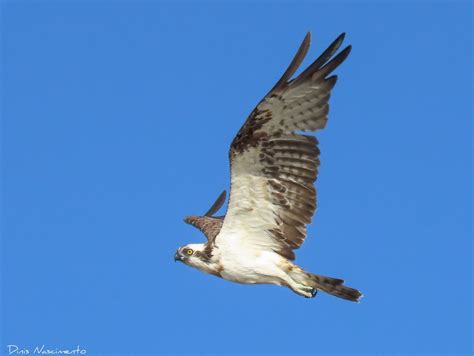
[186,249,194,255]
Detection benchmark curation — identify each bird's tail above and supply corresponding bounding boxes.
[309,273,362,302]
[289,266,362,302]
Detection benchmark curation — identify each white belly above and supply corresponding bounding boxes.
[215,243,286,285]
[213,175,289,285]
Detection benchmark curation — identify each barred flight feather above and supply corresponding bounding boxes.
[217,33,351,260]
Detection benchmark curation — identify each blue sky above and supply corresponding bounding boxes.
[1,1,472,355]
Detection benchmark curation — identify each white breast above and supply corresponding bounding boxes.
[214,229,286,285]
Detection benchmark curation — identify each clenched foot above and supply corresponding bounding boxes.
[294,285,317,298]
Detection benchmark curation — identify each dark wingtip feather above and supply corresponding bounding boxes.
[343,44,352,56]
[335,32,345,45]
[325,75,338,89]
[304,31,312,43]
[312,45,352,81]
[328,33,346,55]
[268,32,312,94]
[290,33,349,88]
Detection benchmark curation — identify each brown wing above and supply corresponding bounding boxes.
[183,216,224,243]
[216,32,350,260]
[184,190,226,243]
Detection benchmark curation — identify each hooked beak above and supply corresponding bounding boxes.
[174,252,182,262]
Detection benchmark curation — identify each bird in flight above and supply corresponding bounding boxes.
[175,32,362,301]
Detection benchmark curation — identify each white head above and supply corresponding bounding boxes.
[174,243,211,270]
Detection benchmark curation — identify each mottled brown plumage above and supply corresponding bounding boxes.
[183,190,226,244]
[184,215,224,243]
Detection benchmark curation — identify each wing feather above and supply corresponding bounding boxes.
[269,32,311,94]
[184,216,223,243]
[184,190,226,243]
[204,190,227,217]
[216,33,350,260]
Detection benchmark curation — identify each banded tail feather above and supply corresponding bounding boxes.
[288,265,362,302]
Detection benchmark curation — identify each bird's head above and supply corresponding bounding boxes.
[174,243,210,268]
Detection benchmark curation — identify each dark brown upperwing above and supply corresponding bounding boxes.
[184,190,227,243]
[183,216,224,243]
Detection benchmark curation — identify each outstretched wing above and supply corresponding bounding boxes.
[216,33,350,260]
[184,190,226,243]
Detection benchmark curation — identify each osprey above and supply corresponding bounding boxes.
[176,32,362,301]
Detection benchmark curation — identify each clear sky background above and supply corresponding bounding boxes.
[1,1,472,355]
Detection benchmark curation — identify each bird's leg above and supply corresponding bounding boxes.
[278,269,316,298]
[281,262,317,298]
[287,283,317,298]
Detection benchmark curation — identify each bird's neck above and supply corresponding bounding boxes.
[193,246,223,277]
